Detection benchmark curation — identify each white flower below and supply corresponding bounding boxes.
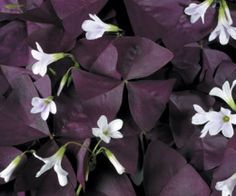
[33,146,68,187]
[81,14,121,40]
[192,104,236,138]
[215,173,236,196]
[92,115,123,143]
[209,80,236,111]
[184,0,213,24]
[31,42,65,77]
[104,148,125,175]
[208,2,236,45]
[0,155,22,183]
[30,96,57,121]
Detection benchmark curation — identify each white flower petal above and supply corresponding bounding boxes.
[31,62,42,75]
[215,173,236,196]
[110,131,123,139]
[109,119,123,132]
[50,101,57,114]
[104,149,125,175]
[92,128,102,137]
[35,42,44,53]
[209,87,224,99]
[219,27,230,45]
[40,105,50,120]
[31,97,43,106]
[100,134,111,144]
[31,50,42,61]
[222,122,234,138]
[0,162,16,182]
[35,162,54,177]
[184,3,198,15]
[54,162,68,187]
[85,30,105,40]
[192,113,208,125]
[228,26,236,40]
[193,104,205,113]
[230,114,236,124]
[222,81,231,98]
[97,115,108,129]
[38,65,48,77]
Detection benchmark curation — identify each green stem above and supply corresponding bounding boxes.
[76,184,83,196]
[64,141,93,154]
[92,139,102,155]
[65,53,80,68]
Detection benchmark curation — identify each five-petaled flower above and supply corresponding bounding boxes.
[33,146,68,187]
[215,173,236,196]
[0,154,22,183]
[31,42,65,77]
[30,96,57,121]
[92,115,123,143]
[104,148,125,175]
[192,105,236,138]
[209,80,236,111]
[81,14,121,40]
[208,0,236,45]
[184,0,213,24]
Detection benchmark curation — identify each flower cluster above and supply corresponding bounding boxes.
[192,80,236,195]
[192,80,236,138]
[0,115,125,188]
[185,0,236,45]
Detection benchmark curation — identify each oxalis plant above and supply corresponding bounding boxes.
[1,0,236,196]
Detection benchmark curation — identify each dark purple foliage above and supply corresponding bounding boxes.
[0,0,236,195]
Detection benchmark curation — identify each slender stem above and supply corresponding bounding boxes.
[21,149,35,156]
[64,141,93,154]
[65,53,80,68]
[76,184,83,196]
[95,147,106,156]
[49,68,57,76]
[92,139,102,155]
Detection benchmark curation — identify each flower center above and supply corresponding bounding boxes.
[103,128,109,136]
[223,115,230,122]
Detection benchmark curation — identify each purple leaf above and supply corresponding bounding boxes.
[72,37,115,72]
[123,0,186,41]
[170,91,227,170]
[127,79,175,131]
[211,148,236,196]
[27,25,76,52]
[33,75,51,97]
[51,0,108,38]
[72,69,124,125]
[171,43,201,85]
[77,138,91,188]
[0,21,29,67]
[113,37,173,80]
[0,66,50,145]
[85,169,136,196]
[144,140,210,196]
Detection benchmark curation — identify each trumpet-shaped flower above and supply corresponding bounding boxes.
[192,105,236,138]
[30,96,57,121]
[215,173,236,196]
[209,1,236,45]
[33,146,68,187]
[82,14,121,40]
[31,42,65,76]
[92,115,123,143]
[0,155,22,183]
[184,0,213,24]
[104,148,125,175]
[209,80,236,111]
